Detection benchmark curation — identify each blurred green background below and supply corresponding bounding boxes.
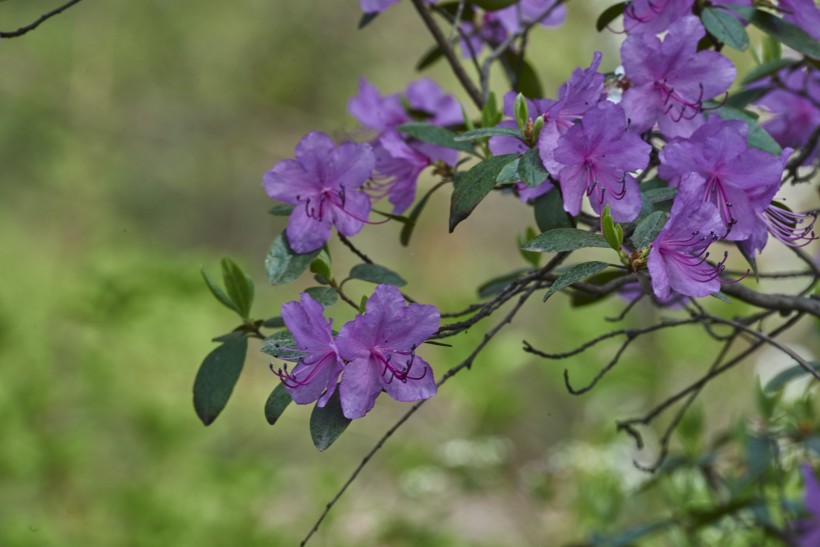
[0,1,817,546]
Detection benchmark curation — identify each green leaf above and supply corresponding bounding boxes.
[513,92,528,134]
[761,34,781,63]
[358,12,379,28]
[707,104,781,155]
[268,202,295,216]
[517,227,541,268]
[454,127,522,141]
[481,92,503,129]
[701,7,749,51]
[544,261,610,301]
[522,228,609,253]
[304,286,339,307]
[397,123,475,153]
[736,241,759,280]
[631,210,667,249]
[309,247,332,280]
[518,147,548,188]
[193,336,248,425]
[533,190,571,233]
[477,269,529,298]
[261,330,306,361]
[731,7,820,59]
[416,45,443,71]
[262,316,285,329]
[741,58,796,85]
[515,58,543,99]
[725,87,770,109]
[710,291,732,303]
[496,157,522,184]
[349,263,407,287]
[221,258,254,320]
[310,389,351,452]
[201,266,239,313]
[449,154,519,232]
[400,181,447,246]
[764,360,820,392]
[643,187,677,204]
[470,0,517,11]
[265,383,292,426]
[265,232,321,285]
[596,2,626,32]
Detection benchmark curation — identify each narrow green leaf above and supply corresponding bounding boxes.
[262,316,285,329]
[761,34,781,63]
[481,92,503,129]
[397,123,475,153]
[544,262,610,301]
[518,227,541,267]
[304,287,338,307]
[701,7,749,51]
[533,190,571,233]
[725,88,770,109]
[631,211,667,249]
[449,154,519,232]
[496,157,522,184]
[310,389,351,452]
[736,241,759,280]
[764,360,820,393]
[454,127,522,141]
[596,2,626,32]
[268,203,295,216]
[201,266,239,313]
[416,45,443,71]
[710,291,732,303]
[741,58,796,85]
[515,58,543,99]
[522,228,609,253]
[518,147,548,188]
[221,258,254,320]
[732,7,820,59]
[643,187,677,204]
[265,383,292,426]
[349,263,407,287]
[309,247,332,280]
[193,336,248,425]
[261,330,306,361]
[265,233,321,285]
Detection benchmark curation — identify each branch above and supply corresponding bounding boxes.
[0,0,83,38]
[719,283,820,318]
[408,0,484,109]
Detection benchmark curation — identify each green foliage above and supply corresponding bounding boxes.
[304,286,339,307]
[522,228,609,253]
[349,263,407,287]
[533,190,572,232]
[309,390,351,452]
[220,258,254,320]
[518,148,548,187]
[596,2,626,32]
[544,261,609,300]
[701,7,749,51]
[265,233,321,285]
[397,123,475,154]
[631,210,667,250]
[265,383,293,426]
[193,336,248,425]
[449,154,518,231]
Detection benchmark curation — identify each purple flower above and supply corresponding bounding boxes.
[659,117,783,241]
[371,130,431,214]
[263,131,375,253]
[623,0,694,35]
[336,284,439,419]
[405,77,462,126]
[620,16,736,138]
[458,15,507,59]
[273,293,344,407]
[756,67,820,160]
[359,0,437,13]
[648,174,727,299]
[489,92,554,202]
[552,102,650,222]
[348,78,409,133]
[493,0,567,33]
[779,0,820,40]
[797,463,820,547]
[537,52,605,175]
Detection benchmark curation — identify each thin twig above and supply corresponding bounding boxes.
[0,0,83,38]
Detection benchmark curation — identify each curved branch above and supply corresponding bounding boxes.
[719,283,820,318]
[0,0,83,38]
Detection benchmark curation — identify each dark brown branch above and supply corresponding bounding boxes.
[0,0,83,38]
[719,282,820,318]
[409,0,484,109]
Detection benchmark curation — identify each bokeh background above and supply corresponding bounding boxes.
[1,1,817,546]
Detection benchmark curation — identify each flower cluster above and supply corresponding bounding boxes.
[272,285,440,420]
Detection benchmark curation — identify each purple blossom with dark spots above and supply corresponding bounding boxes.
[272,293,344,407]
[648,173,727,299]
[537,52,605,175]
[659,117,783,241]
[336,284,439,420]
[552,102,650,222]
[620,16,736,138]
[263,131,375,254]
